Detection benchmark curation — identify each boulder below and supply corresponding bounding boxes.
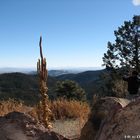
[80,97,130,140]
[96,97,140,140]
[0,111,69,140]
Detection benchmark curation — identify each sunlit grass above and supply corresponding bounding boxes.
[0,98,90,121]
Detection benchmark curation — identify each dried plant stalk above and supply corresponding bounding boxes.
[37,36,52,129]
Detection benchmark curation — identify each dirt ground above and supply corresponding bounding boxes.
[52,119,86,139]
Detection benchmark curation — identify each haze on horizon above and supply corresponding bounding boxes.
[0,0,140,69]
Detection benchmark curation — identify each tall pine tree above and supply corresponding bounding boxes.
[103,15,140,73]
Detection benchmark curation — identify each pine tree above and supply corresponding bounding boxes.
[103,15,140,73]
[55,80,86,101]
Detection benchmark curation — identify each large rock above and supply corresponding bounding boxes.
[96,97,140,140]
[80,97,130,140]
[0,111,69,140]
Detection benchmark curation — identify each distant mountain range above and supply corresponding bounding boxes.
[0,69,106,104]
[0,67,103,75]
[0,68,36,74]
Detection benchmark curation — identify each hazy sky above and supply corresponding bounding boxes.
[0,0,140,69]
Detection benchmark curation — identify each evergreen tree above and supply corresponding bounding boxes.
[103,15,140,73]
[55,80,86,101]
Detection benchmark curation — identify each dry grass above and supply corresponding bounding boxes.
[0,99,90,121]
[29,99,90,125]
[50,99,90,120]
[0,99,32,116]
[0,99,90,139]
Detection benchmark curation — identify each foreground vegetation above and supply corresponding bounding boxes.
[0,99,90,121]
[0,99,90,139]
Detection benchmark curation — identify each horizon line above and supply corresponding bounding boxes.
[0,66,104,71]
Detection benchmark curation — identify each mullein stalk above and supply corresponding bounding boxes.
[37,36,52,129]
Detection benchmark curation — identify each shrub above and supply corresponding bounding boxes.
[28,99,90,121]
[0,99,90,123]
[49,99,90,120]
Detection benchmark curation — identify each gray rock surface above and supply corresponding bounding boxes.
[80,97,130,140]
[96,97,140,140]
[0,111,69,140]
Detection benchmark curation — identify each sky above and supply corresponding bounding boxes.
[0,0,140,69]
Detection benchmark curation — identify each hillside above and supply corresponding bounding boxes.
[0,73,57,105]
[0,70,106,104]
[56,70,104,83]
[56,69,106,99]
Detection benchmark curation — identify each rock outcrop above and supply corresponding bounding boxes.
[80,97,131,140]
[96,98,140,140]
[0,111,69,140]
